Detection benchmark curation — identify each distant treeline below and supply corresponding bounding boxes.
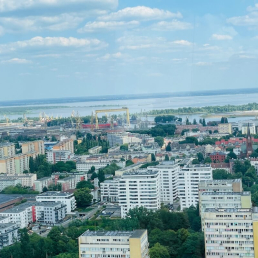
[142,102,258,115]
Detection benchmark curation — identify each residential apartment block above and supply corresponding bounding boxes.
[100,179,119,203]
[33,177,53,192]
[0,152,37,174]
[118,170,160,218]
[0,173,37,187]
[203,208,258,258]
[0,178,21,191]
[79,230,149,258]
[46,150,74,164]
[178,164,213,210]
[0,221,19,250]
[76,161,111,172]
[148,162,180,204]
[36,191,76,213]
[88,146,102,154]
[218,123,232,134]
[53,139,74,154]
[0,143,15,159]
[22,140,44,155]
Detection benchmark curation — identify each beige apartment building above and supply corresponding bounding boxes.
[0,153,37,175]
[0,143,15,159]
[218,123,232,134]
[22,140,44,155]
[79,230,149,258]
[203,208,258,258]
[53,139,74,154]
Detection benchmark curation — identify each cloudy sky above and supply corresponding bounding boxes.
[0,0,258,101]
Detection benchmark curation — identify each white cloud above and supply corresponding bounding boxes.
[99,52,123,60]
[151,20,192,31]
[0,36,108,54]
[1,58,31,64]
[0,0,118,13]
[172,40,192,46]
[78,20,139,32]
[227,4,258,27]
[99,6,182,21]
[211,34,233,40]
[238,54,255,59]
[195,62,212,66]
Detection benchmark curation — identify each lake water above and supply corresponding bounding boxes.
[2,92,258,123]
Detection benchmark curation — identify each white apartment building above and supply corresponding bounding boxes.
[0,143,15,159]
[36,191,76,213]
[107,132,143,147]
[46,150,74,164]
[203,208,258,258]
[1,203,33,228]
[0,222,19,250]
[76,161,111,172]
[100,179,119,203]
[35,202,66,224]
[79,230,149,258]
[118,170,160,218]
[178,164,213,210]
[148,161,180,204]
[0,178,21,191]
[22,140,45,155]
[88,146,102,154]
[115,162,145,177]
[0,173,37,187]
[33,177,53,192]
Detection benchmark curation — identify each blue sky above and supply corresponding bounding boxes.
[0,0,258,101]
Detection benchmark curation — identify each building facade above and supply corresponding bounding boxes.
[46,150,74,164]
[118,170,160,218]
[78,230,149,258]
[53,139,74,154]
[0,143,15,159]
[22,140,44,155]
[100,179,119,203]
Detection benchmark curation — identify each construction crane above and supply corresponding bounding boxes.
[4,115,10,125]
[90,112,95,131]
[94,107,130,129]
[75,111,82,130]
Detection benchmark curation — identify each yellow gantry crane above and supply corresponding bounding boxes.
[94,107,130,129]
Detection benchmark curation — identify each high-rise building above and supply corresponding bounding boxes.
[118,170,160,218]
[203,207,258,258]
[100,179,119,203]
[78,230,149,258]
[53,139,74,154]
[0,143,15,159]
[148,161,180,204]
[22,140,44,155]
[178,164,213,210]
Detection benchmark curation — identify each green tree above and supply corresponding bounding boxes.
[193,119,197,125]
[126,160,134,167]
[197,153,204,162]
[149,243,170,258]
[98,169,105,183]
[91,172,98,180]
[204,157,212,163]
[120,144,128,151]
[151,153,156,162]
[76,180,94,189]
[166,142,171,151]
[227,151,237,160]
[43,186,48,192]
[74,188,93,207]
[213,169,231,179]
[155,136,164,147]
[165,155,169,161]
[192,159,199,164]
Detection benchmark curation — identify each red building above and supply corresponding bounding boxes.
[209,152,226,163]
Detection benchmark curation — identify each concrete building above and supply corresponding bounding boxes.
[115,162,145,177]
[76,161,110,172]
[22,140,44,155]
[100,179,119,203]
[36,191,76,213]
[218,123,232,134]
[57,176,81,191]
[46,150,74,164]
[118,170,160,218]
[0,222,19,250]
[53,139,74,154]
[200,191,252,215]
[35,202,66,224]
[148,161,180,204]
[0,178,21,191]
[33,177,53,193]
[203,208,258,258]
[0,173,37,187]
[79,230,149,258]
[178,164,213,210]
[108,146,120,153]
[242,122,256,134]
[0,143,15,159]
[0,152,37,175]
[88,146,102,154]
[209,152,226,163]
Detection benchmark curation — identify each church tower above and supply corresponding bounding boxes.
[246,123,253,157]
